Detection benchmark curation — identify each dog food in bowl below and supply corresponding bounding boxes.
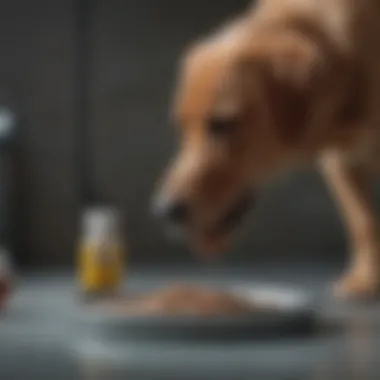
[95,284,259,317]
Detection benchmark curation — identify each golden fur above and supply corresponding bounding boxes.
[157,0,380,298]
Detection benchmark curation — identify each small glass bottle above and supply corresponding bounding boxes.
[77,207,125,300]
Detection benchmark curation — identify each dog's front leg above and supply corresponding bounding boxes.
[320,152,380,298]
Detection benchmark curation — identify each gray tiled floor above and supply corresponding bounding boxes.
[1,266,380,380]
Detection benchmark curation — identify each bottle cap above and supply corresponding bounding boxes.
[82,206,120,240]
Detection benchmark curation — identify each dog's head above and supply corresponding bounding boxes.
[154,24,330,256]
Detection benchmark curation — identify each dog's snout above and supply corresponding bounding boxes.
[167,201,189,224]
[153,196,189,225]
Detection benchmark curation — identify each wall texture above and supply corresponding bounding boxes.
[0,0,76,266]
[2,0,352,266]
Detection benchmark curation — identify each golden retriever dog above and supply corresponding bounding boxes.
[154,0,380,298]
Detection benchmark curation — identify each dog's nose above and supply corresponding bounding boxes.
[153,197,189,225]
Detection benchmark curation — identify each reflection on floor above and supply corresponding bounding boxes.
[1,266,380,380]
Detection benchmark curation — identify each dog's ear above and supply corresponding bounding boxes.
[235,32,327,142]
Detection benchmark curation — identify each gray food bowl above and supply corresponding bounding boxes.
[77,285,318,342]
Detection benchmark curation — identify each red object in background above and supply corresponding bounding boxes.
[0,278,10,309]
[0,252,12,310]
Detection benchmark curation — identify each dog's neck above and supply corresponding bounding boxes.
[265,16,371,163]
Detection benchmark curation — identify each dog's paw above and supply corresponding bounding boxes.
[333,272,380,299]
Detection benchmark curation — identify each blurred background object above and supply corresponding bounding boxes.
[0,248,12,309]
[0,108,16,261]
[77,207,124,298]
[0,107,17,310]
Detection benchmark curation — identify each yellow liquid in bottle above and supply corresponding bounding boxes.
[77,208,125,296]
[78,244,123,293]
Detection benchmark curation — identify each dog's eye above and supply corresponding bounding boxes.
[208,116,239,137]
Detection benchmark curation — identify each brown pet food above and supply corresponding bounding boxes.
[99,285,256,317]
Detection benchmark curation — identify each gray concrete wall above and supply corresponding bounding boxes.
[2,0,353,266]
